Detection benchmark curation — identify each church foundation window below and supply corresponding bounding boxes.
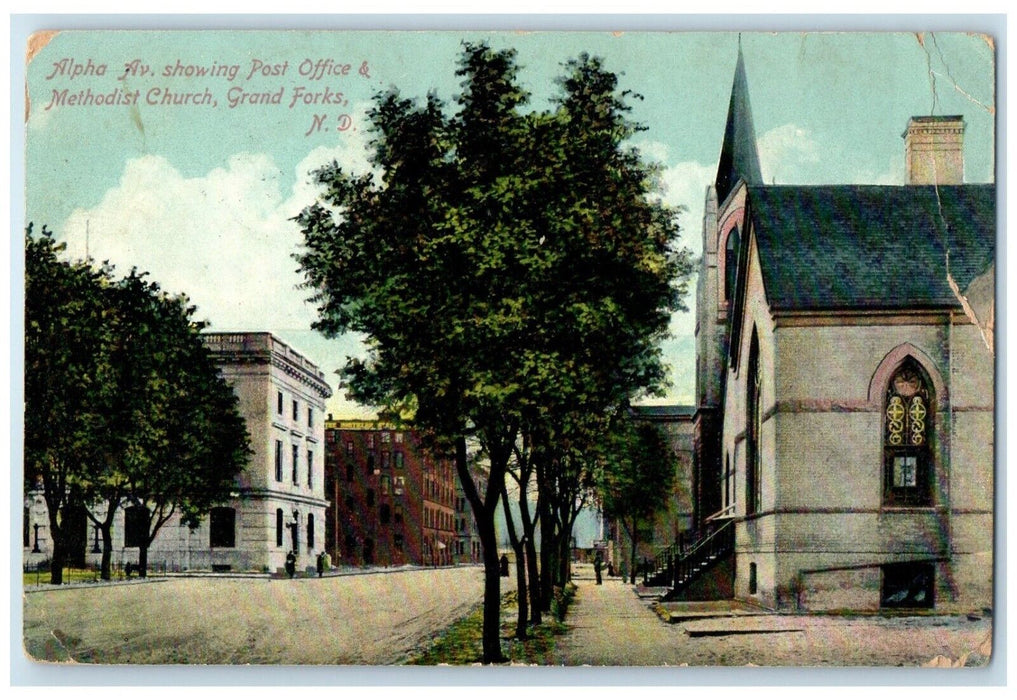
[209,507,236,548]
[748,563,757,595]
[124,506,149,548]
[276,509,284,547]
[394,533,404,551]
[745,328,761,514]
[883,360,933,507]
[881,562,935,608]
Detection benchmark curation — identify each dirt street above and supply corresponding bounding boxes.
[23,566,507,665]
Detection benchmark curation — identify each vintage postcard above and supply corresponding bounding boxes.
[20,27,996,671]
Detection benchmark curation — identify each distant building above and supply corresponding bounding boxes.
[23,332,332,574]
[603,405,695,571]
[454,463,486,564]
[324,418,459,567]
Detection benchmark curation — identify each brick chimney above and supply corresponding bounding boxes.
[904,115,965,185]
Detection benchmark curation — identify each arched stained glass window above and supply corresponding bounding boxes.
[884,360,933,506]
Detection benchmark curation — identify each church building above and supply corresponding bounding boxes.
[691,48,994,612]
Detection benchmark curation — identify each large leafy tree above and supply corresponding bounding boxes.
[100,271,251,578]
[25,227,112,584]
[25,226,250,582]
[296,44,689,662]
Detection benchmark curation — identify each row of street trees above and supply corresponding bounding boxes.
[25,226,251,584]
[295,44,693,662]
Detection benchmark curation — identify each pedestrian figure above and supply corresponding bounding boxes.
[316,551,325,578]
[285,551,296,579]
[594,552,603,585]
[499,554,510,577]
[607,561,615,578]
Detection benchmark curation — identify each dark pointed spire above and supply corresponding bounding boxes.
[715,41,763,204]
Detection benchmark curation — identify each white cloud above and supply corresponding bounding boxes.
[757,123,821,184]
[657,159,714,259]
[59,103,377,333]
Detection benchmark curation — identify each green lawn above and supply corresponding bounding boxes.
[23,567,107,586]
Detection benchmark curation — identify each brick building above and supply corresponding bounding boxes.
[324,419,459,567]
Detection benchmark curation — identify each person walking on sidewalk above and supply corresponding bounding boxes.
[594,551,604,585]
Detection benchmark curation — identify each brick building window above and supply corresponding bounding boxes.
[380,504,391,525]
[884,359,934,507]
[367,489,375,507]
[209,507,236,548]
[394,452,404,469]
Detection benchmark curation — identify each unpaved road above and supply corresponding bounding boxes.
[23,566,505,665]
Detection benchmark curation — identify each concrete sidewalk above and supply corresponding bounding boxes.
[552,575,685,665]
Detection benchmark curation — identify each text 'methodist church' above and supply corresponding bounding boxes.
[684,46,994,612]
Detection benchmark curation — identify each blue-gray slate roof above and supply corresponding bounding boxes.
[746,184,995,312]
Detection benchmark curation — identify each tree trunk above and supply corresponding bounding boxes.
[523,517,541,626]
[49,538,65,585]
[100,526,113,580]
[628,520,639,585]
[454,436,505,664]
[499,481,528,639]
[478,515,504,663]
[513,547,528,639]
[138,543,149,578]
[538,500,554,612]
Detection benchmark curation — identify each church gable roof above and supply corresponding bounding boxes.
[746,184,995,312]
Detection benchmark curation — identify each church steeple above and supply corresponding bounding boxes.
[715,40,763,205]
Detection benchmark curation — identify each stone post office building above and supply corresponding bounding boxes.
[24,332,332,575]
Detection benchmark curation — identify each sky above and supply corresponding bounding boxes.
[23,29,996,419]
